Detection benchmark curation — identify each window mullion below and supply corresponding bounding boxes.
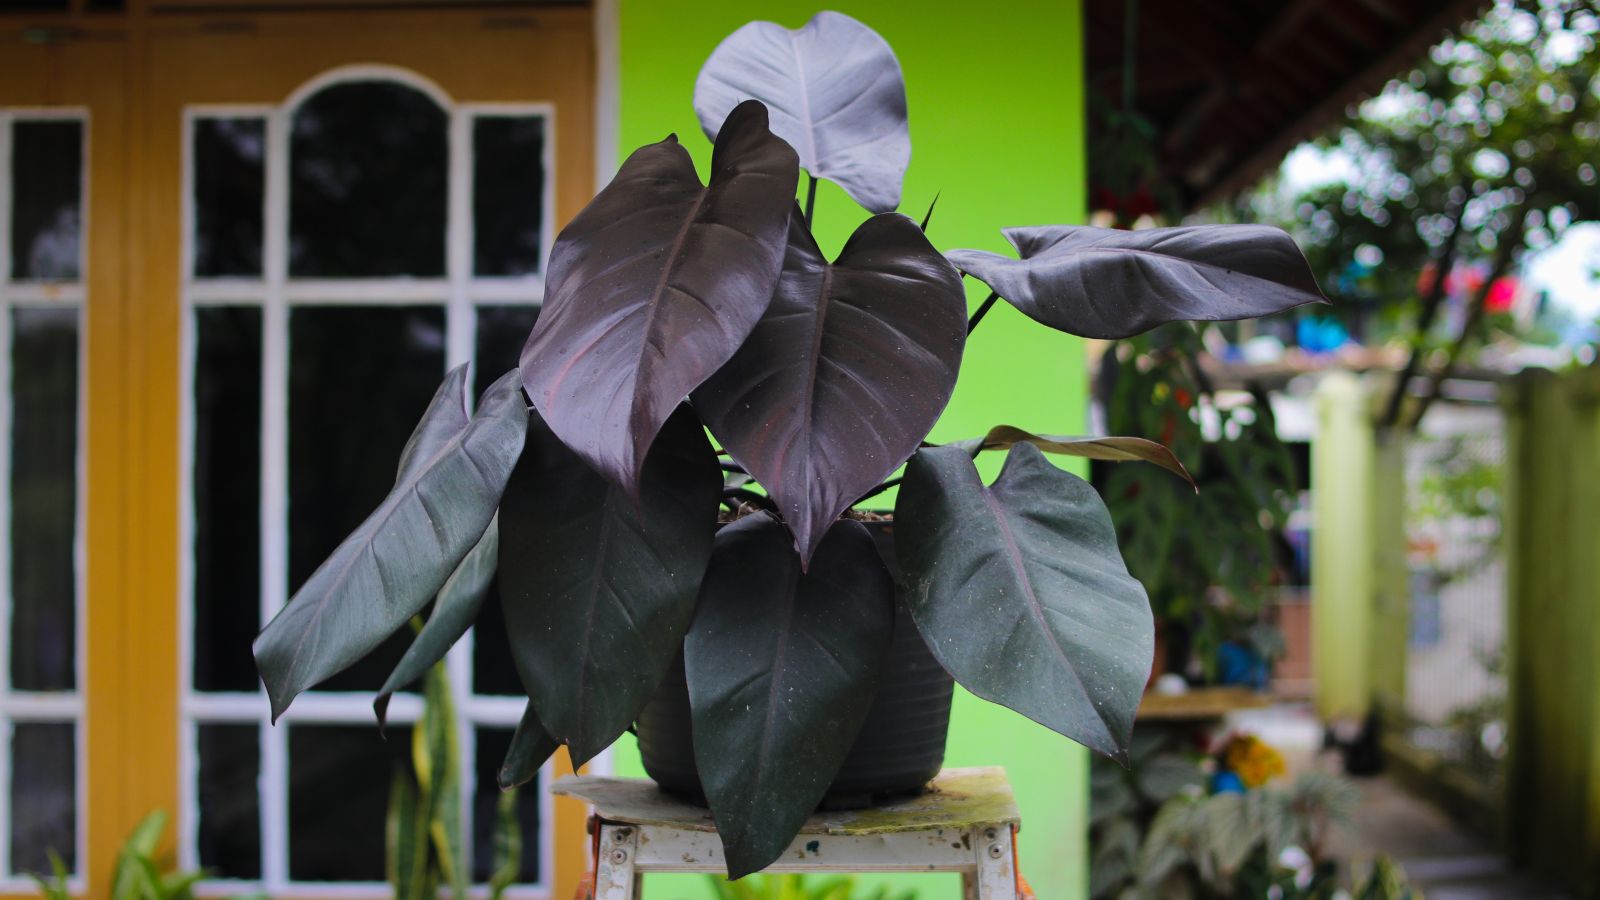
[260,104,291,895]
[445,105,479,879]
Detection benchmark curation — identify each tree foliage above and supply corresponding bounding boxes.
[1245,0,1600,416]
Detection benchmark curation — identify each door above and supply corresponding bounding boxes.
[147,9,595,898]
[4,4,595,898]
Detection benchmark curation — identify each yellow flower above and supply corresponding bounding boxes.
[1221,734,1286,788]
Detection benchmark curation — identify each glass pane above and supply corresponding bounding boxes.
[473,116,546,277]
[472,304,538,402]
[193,307,261,692]
[472,305,536,695]
[193,118,266,278]
[9,120,82,282]
[11,722,75,876]
[288,306,445,691]
[473,727,541,884]
[289,82,446,278]
[11,307,78,692]
[472,585,522,697]
[288,724,410,882]
[197,724,261,879]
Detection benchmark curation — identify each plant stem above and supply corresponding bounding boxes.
[966,291,1000,335]
[803,175,819,228]
[719,460,747,474]
[854,476,903,507]
[722,488,776,513]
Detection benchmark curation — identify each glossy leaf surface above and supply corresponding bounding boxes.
[255,367,528,721]
[373,519,499,730]
[946,225,1327,339]
[695,11,910,213]
[498,406,721,766]
[499,701,562,791]
[687,515,894,878]
[696,212,965,567]
[519,101,797,496]
[896,443,1152,760]
[946,425,1194,489]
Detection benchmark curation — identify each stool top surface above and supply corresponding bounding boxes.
[552,766,1019,836]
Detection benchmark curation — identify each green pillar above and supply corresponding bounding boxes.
[1312,371,1375,721]
[611,2,1090,897]
[1504,367,1600,894]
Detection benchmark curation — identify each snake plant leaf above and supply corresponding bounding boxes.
[519,100,797,498]
[687,514,895,878]
[945,225,1327,340]
[895,442,1153,761]
[694,11,910,213]
[945,425,1195,490]
[386,768,428,900]
[374,519,499,731]
[414,663,467,900]
[499,701,562,791]
[255,368,529,722]
[498,405,721,767]
[695,211,965,568]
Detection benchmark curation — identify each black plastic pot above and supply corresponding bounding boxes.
[635,521,955,808]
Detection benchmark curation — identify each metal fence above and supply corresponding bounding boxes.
[1398,407,1508,786]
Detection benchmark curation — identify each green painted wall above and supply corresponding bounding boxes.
[612,2,1090,897]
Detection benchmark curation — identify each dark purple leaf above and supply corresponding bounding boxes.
[499,701,561,790]
[372,518,499,731]
[254,368,528,722]
[695,211,965,567]
[497,405,721,767]
[519,100,798,497]
[695,11,910,213]
[896,443,1153,761]
[946,224,1328,339]
[687,514,894,878]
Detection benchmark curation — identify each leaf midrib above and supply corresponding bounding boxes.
[975,482,1114,737]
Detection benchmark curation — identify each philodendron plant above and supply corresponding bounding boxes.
[253,10,1325,880]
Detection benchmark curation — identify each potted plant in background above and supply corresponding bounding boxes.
[253,10,1326,880]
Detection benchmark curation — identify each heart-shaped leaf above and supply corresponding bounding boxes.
[373,518,499,730]
[498,405,721,767]
[946,225,1327,339]
[695,211,965,568]
[519,100,798,497]
[499,701,562,790]
[695,11,910,213]
[945,425,1194,489]
[895,442,1153,760]
[255,367,529,722]
[687,514,894,879]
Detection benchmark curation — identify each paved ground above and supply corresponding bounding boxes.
[1225,703,1566,897]
[1329,774,1566,898]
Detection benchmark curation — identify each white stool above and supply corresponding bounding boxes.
[553,767,1025,899]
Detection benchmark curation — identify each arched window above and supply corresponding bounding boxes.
[183,68,551,894]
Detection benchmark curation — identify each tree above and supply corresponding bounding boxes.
[1247,0,1600,429]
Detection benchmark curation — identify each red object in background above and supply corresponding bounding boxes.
[1486,275,1519,313]
[1090,184,1159,226]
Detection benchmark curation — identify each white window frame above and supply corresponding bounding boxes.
[177,66,556,899]
[0,106,90,893]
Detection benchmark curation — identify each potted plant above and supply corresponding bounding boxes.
[253,11,1325,879]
